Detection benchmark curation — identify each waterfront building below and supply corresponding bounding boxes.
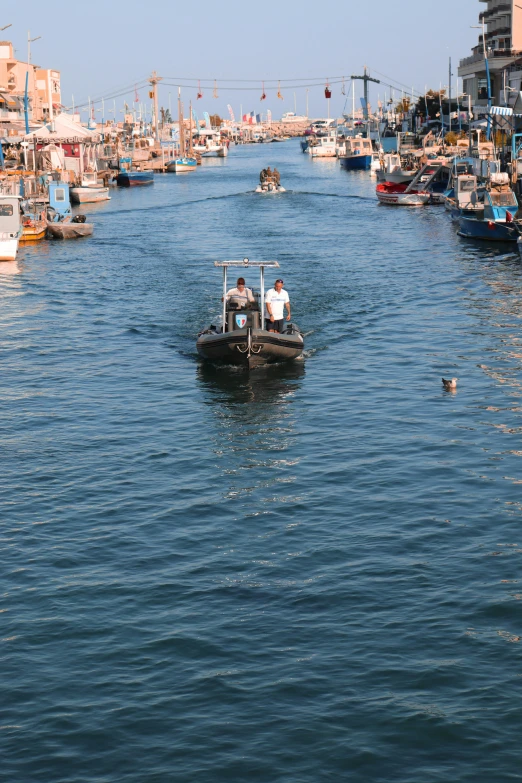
[0,40,61,124]
[459,1,522,113]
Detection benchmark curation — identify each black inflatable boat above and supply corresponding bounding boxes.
[197,259,304,369]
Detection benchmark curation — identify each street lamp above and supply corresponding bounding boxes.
[471,23,492,139]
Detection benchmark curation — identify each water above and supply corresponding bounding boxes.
[2,142,522,782]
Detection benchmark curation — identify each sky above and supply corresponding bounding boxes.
[3,0,480,120]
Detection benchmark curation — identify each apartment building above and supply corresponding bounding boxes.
[0,40,61,124]
[458,1,522,111]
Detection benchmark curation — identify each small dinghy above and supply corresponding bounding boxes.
[256,167,286,193]
[197,259,304,369]
[376,180,430,206]
[46,181,94,239]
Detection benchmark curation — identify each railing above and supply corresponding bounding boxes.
[460,48,522,68]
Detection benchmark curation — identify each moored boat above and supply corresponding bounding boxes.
[70,172,111,203]
[376,181,430,206]
[167,157,198,173]
[458,173,520,241]
[46,181,94,239]
[116,158,154,186]
[0,194,22,261]
[338,137,373,170]
[20,205,46,242]
[197,259,304,369]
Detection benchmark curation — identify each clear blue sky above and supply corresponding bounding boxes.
[3,0,479,119]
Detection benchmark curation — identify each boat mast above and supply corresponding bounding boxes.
[189,101,193,156]
[178,88,185,157]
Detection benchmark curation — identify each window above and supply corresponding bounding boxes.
[55,189,66,202]
[0,205,14,216]
[478,77,490,100]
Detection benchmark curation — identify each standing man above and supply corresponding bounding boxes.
[265,278,291,333]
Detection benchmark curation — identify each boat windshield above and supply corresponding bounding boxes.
[489,191,518,207]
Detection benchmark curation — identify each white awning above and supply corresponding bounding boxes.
[489,106,513,116]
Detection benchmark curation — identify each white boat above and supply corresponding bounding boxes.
[376,181,429,206]
[376,153,417,184]
[167,157,198,173]
[0,194,22,261]
[70,172,111,204]
[193,129,228,157]
[307,133,337,158]
[281,112,308,123]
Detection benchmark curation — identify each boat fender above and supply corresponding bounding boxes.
[488,221,495,230]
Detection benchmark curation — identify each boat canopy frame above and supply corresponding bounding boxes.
[215,259,280,332]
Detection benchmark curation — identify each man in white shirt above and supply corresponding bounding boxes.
[225,277,255,308]
[265,278,291,333]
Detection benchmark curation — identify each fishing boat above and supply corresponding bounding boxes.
[193,129,228,157]
[20,203,46,242]
[458,173,520,241]
[376,181,430,206]
[376,153,417,184]
[338,136,373,170]
[116,157,154,186]
[307,133,337,158]
[70,172,111,203]
[197,259,304,368]
[167,96,198,174]
[0,194,22,261]
[404,161,451,205]
[46,181,94,239]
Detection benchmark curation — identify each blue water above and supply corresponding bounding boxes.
[2,141,522,782]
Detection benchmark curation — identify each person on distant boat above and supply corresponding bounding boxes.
[265,278,291,333]
[260,169,267,183]
[225,277,255,308]
[266,166,272,181]
[273,167,280,185]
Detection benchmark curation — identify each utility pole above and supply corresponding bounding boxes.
[448,57,452,134]
[149,71,163,143]
[351,66,380,137]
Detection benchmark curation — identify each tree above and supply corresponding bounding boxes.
[209,114,223,128]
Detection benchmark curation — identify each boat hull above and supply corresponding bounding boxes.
[167,158,198,173]
[376,183,429,206]
[197,327,304,368]
[339,154,372,170]
[0,238,19,261]
[70,187,111,203]
[20,222,46,242]
[47,222,94,239]
[458,216,519,241]
[116,171,154,187]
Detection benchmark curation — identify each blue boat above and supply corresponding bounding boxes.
[338,137,373,170]
[458,173,520,241]
[166,157,197,173]
[116,157,154,187]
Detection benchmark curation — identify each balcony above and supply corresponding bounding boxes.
[460,48,522,68]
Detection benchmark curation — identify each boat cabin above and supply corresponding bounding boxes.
[47,181,71,221]
[455,175,482,210]
[0,195,22,236]
[484,173,518,221]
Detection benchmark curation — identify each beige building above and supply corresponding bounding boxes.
[0,40,61,123]
[459,1,522,111]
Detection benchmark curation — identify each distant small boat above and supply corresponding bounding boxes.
[0,194,22,261]
[307,133,337,158]
[116,158,154,187]
[376,181,429,206]
[70,172,111,203]
[167,157,197,173]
